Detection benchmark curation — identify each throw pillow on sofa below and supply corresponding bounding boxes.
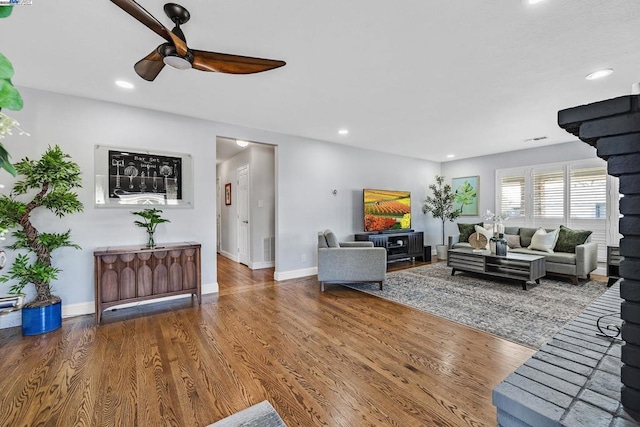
[324,230,340,247]
[519,228,538,247]
[554,225,592,253]
[458,222,482,243]
[504,234,521,249]
[474,225,492,249]
[528,228,560,253]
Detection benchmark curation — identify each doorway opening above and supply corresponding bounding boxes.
[216,136,276,273]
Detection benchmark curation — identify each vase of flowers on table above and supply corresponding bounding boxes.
[483,210,510,254]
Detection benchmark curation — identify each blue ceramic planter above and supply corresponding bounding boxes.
[22,301,62,336]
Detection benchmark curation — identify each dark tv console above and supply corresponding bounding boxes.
[355,231,425,263]
[379,229,413,234]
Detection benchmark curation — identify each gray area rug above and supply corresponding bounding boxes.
[345,262,607,349]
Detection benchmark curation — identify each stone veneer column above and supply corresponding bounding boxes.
[558,94,640,416]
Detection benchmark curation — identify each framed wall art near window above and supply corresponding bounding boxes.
[225,183,232,205]
[94,145,193,208]
[452,176,479,216]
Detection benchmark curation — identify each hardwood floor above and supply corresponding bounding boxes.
[0,255,535,426]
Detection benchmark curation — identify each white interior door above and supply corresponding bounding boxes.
[237,165,250,265]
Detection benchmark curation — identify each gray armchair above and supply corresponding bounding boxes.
[317,230,387,292]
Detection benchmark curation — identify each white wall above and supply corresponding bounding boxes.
[249,145,276,268]
[440,141,600,237]
[217,143,276,269]
[217,146,251,259]
[0,87,443,327]
[0,87,218,328]
[274,139,441,278]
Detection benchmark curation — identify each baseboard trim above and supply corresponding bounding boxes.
[220,250,238,262]
[274,266,317,281]
[0,311,21,329]
[203,282,219,294]
[0,281,221,330]
[250,261,275,270]
[63,301,94,318]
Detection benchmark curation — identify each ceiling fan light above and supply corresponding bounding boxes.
[163,55,192,70]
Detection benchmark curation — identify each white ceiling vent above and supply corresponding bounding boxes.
[524,136,548,143]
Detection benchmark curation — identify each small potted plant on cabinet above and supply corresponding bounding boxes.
[422,175,461,260]
[132,208,170,248]
[0,145,83,335]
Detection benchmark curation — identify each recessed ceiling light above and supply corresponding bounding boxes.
[446,154,455,158]
[115,80,134,89]
[338,129,349,135]
[236,139,249,148]
[527,0,545,4]
[585,69,613,80]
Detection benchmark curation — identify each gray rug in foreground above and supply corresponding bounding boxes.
[345,262,608,349]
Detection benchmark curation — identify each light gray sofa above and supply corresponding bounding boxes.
[317,230,387,291]
[448,226,598,285]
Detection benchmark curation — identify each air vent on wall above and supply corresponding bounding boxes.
[263,237,275,262]
[523,136,548,143]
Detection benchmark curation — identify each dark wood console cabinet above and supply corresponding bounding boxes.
[354,231,425,263]
[94,242,201,324]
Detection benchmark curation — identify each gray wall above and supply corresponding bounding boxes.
[440,142,600,237]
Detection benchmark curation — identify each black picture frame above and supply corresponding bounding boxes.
[225,183,232,205]
[94,145,193,208]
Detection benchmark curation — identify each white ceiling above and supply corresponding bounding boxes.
[1,1,639,162]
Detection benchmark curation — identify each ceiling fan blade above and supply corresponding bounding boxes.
[134,48,165,81]
[168,30,188,57]
[110,0,172,42]
[191,50,286,74]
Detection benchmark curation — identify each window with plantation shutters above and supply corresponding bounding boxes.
[500,174,525,219]
[569,166,607,219]
[496,159,611,263]
[533,169,564,220]
[569,165,607,261]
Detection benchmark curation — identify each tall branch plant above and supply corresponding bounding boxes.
[0,145,83,307]
[422,175,461,245]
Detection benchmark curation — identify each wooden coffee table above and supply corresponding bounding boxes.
[447,248,546,290]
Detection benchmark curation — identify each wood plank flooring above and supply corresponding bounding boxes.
[0,255,536,426]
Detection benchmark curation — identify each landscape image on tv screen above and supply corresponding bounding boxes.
[364,189,411,232]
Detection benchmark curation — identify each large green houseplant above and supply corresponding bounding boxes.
[0,5,26,177]
[0,145,83,334]
[422,175,461,260]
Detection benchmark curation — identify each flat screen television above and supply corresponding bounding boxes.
[363,189,411,232]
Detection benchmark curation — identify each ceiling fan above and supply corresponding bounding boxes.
[110,0,286,81]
